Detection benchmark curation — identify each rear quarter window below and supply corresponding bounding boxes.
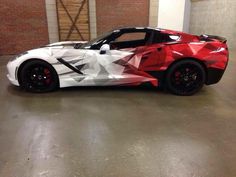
[152,32,180,44]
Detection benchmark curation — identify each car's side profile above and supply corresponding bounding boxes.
[7,27,229,95]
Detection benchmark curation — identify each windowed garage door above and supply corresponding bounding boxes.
[56,0,90,41]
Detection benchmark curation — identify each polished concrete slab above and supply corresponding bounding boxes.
[0,52,236,177]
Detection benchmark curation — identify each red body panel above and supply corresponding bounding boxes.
[119,30,229,86]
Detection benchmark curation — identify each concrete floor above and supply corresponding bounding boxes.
[0,51,236,177]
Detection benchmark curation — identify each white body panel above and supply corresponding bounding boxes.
[6,41,151,88]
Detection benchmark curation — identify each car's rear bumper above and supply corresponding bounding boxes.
[206,48,229,85]
[206,68,226,85]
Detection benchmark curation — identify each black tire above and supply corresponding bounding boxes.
[165,60,206,96]
[19,60,59,93]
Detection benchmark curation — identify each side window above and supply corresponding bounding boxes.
[152,32,180,44]
[115,32,146,42]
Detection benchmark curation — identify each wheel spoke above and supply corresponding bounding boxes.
[170,63,203,94]
[24,64,53,91]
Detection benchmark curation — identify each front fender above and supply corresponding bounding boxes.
[14,48,58,67]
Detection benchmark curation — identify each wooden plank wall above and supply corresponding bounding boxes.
[56,0,90,41]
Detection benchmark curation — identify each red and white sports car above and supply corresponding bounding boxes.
[7,27,229,95]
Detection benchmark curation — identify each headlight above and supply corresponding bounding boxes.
[10,52,28,62]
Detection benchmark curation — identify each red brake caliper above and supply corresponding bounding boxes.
[175,71,181,84]
[44,68,51,85]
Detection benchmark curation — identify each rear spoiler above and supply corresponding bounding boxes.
[199,34,227,43]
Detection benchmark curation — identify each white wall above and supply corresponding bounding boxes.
[149,0,159,27]
[158,0,191,32]
[89,0,97,39]
[45,0,59,43]
[183,0,191,32]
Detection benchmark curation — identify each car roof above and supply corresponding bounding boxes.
[112,27,161,32]
[112,27,184,35]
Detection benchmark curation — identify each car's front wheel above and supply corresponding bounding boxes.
[165,60,206,96]
[19,60,59,93]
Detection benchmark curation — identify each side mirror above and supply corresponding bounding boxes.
[100,44,110,54]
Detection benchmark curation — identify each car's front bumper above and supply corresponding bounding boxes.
[7,61,20,86]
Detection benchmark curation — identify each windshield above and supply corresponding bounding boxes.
[80,31,113,49]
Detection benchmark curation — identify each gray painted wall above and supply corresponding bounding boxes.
[190,0,236,49]
[45,0,59,43]
[183,0,191,32]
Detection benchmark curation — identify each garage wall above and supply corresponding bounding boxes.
[149,0,159,27]
[56,0,90,41]
[0,0,158,55]
[96,0,150,35]
[45,0,59,43]
[190,0,236,49]
[158,0,191,32]
[89,0,97,39]
[0,0,49,55]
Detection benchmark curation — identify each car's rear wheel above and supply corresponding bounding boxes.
[165,60,206,96]
[19,60,59,93]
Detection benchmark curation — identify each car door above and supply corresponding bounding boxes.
[81,47,134,86]
[81,30,155,86]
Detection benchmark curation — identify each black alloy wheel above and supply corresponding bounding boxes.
[19,60,59,93]
[166,60,206,96]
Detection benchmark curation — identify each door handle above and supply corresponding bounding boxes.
[157,47,162,51]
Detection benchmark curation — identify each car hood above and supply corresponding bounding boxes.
[46,41,87,47]
[18,41,87,63]
[44,41,88,58]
